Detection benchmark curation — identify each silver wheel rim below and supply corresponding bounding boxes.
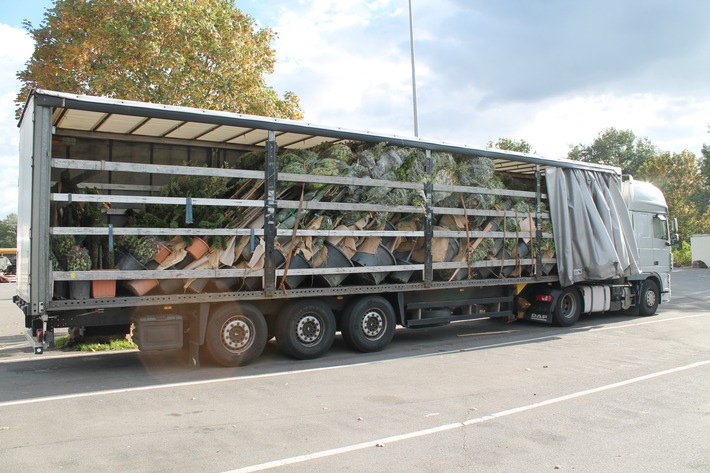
[560,293,577,319]
[645,288,657,307]
[296,315,322,346]
[221,316,253,353]
[361,310,385,340]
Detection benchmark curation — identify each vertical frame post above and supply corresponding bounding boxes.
[424,150,433,286]
[263,131,278,296]
[535,164,543,277]
[33,102,53,317]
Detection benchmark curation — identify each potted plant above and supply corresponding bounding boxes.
[50,252,68,299]
[135,236,172,269]
[116,235,171,271]
[66,245,92,299]
[52,234,75,269]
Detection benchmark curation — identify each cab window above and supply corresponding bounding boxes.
[653,215,669,241]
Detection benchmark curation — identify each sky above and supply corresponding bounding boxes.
[1,0,709,218]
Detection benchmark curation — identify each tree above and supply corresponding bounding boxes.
[698,129,710,232]
[568,128,657,175]
[637,150,703,242]
[0,214,17,248]
[487,138,534,154]
[16,0,302,119]
[701,142,710,183]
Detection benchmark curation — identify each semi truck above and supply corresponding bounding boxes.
[15,90,674,366]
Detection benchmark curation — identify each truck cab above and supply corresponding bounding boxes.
[622,177,673,303]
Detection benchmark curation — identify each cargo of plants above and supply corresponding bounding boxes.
[46,140,555,299]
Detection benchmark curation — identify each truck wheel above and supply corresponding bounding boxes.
[553,287,581,327]
[638,280,659,316]
[341,296,396,352]
[205,303,267,367]
[276,300,335,360]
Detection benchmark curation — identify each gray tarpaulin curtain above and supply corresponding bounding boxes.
[546,168,640,287]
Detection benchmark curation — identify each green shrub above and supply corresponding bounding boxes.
[66,245,91,271]
[672,241,692,266]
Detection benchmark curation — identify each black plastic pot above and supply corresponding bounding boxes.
[69,280,91,300]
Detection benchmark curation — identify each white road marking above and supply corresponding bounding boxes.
[0,313,705,408]
[0,343,31,351]
[225,360,710,472]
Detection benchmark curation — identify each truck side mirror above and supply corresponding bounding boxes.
[671,233,679,247]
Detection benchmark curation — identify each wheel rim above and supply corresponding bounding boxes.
[559,293,577,319]
[296,314,322,346]
[361,309,385,340]
[220,316,254,353]
[645,288,657,307]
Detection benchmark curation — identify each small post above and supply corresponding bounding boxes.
[424,150,433,286]
[263,131,278,296]
[535,164,542,277]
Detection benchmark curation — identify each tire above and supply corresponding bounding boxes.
[638,279,660,316]
[341,296,396,352]
[553,287,581,327]
[204,303,267,367]
[276,299,336,360]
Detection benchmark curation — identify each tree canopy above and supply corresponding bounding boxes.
[568,128,657,175]
[636,150,704,242]
[0,214,17,248]
[16,0,302,119]
[486,138,534,154]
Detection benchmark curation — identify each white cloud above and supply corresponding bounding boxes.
[0,24,33,218]
[259,0,710,159]
[269,0,416,125]
[517,94,710,157]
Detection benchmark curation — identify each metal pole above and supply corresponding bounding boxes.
[408,0,419,137]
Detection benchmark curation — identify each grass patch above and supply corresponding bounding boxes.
[54,335,137,352]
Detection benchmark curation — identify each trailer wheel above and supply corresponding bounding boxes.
[276,300,336,359]
[553,287,581,327]
[205,303,267,367]
[638,280,659,316]
[341,296,396,352]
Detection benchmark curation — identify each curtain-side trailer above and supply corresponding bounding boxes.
[15,90,673,366]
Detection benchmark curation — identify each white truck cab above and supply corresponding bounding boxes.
[622,177,673,303]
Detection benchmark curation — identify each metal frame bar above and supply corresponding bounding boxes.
[32,101,54,317]
[424,150,433,286]
[45,275,559,311]
[263,131,278,296]
[31,90,622,175]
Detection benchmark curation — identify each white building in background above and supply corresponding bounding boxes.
[691,234,710,267]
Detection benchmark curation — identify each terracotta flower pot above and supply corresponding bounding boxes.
[91,269,118,298]
[186,237,209,259]
[125,279,159,296]
[153,243,171,264]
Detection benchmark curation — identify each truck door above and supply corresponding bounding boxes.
[652,214,672,273]
[632,212,656,273]
[633,211,671,273]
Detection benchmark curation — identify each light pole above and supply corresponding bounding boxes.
[408,0,419,137]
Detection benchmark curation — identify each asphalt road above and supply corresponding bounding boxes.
[1,269,708,472]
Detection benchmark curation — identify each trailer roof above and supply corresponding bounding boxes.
[25,89,621,176]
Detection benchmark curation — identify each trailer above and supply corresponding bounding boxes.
[15,90,673,366]
[690,234,710,267]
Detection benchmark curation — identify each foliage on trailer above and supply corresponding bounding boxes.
[50,140,555,298]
